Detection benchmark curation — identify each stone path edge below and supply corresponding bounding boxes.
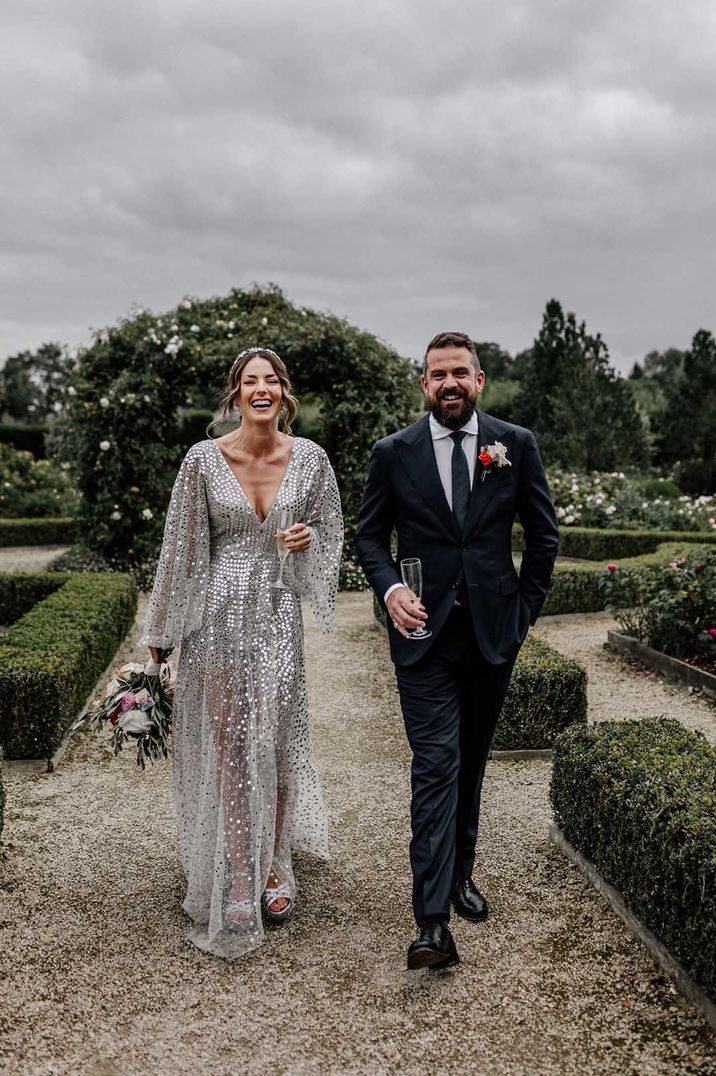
[607,629,716,701]
[550,822,716,1032]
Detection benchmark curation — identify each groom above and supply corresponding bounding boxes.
[355,331,559,969]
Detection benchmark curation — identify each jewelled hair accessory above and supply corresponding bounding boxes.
[230,346,281,377]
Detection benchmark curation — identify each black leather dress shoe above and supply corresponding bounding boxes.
[407,922,460,970]
[450,878,489,922]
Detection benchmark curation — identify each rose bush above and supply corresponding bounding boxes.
[549,469,716,532]
[601,549,716,665]
[0,443,79,519]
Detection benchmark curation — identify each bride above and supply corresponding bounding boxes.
[141,347,343,959]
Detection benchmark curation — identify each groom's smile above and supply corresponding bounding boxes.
[421,343,486,430]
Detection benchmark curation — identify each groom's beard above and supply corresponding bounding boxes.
[429,388,477,431]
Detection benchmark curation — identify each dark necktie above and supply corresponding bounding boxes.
[450,431,470,532]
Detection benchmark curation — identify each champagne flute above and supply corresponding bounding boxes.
[272,508,294,588]
[399,558,432,639]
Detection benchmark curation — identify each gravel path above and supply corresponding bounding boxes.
[532,611,716,746]
[1,593,715,1074]
[0,545,69,572]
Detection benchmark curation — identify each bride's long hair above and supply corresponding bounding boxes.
[211,347,299,436]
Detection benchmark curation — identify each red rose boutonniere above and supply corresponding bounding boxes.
[479,441,511,482]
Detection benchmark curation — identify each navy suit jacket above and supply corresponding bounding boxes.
[355,410,559,667]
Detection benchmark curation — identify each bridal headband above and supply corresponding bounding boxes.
[231,346,282,375]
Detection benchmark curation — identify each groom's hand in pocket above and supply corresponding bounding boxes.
[386,587,427,638]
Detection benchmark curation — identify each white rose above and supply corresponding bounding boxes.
[106,678,120,695]
[118,710,152,734]
[111,510,121,520]
[67,386,76,396]
[142,508,153,520]
[261,316,268,326]
[99,440,111,451]
[190,324,200,332]
[228,320,235,330]
[99,397,109,408]
[181,299,192,309]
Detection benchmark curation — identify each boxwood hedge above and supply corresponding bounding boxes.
[0,572,137,760]
[0,572,66,626]
[513,524,716,561]
[542,542,716,616]
[495,635,587,750]
[0,518,76,547]
[373,597,587,749]
[551,719,716,1000]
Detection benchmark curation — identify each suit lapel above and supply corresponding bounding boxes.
[393,414,460,539]
[464,410,516,536]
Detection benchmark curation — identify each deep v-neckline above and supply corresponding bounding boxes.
[213,438,296,526]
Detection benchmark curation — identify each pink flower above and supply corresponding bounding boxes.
[695,562,705,571]
[120,691,136,712]
[709,628,716,639]
[607,564,618,572]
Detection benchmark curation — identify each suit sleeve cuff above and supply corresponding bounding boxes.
[384,582,407,604]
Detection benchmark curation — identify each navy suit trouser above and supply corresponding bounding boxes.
[394,605,518,925]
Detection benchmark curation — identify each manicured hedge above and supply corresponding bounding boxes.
[495,635,587,749]
[542,542,715,616]
[0,572,66,626]
[0,518,76,547]
[0,423,48,458]
[551,719,716,1000]
[513,524,716,561]
[0,572,137,760]
[373,597,587,749]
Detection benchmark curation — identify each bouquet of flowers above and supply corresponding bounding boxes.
[72,649,174,769]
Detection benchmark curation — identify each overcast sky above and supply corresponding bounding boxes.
[2,0,716,372]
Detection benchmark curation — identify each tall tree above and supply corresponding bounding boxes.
[0,343,74,421]
[660,329,716,491]
[514,299,648,471]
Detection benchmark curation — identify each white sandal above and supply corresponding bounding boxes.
[261,880,295,924]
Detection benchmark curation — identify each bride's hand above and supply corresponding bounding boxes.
[282,523,311,554]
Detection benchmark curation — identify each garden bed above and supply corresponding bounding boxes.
[551,718,716,1004]
[0,571,137,762]
[606,629,716,700]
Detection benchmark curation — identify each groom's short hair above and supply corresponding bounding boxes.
[423,332,481,373]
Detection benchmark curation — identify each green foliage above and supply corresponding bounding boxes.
[660,330,716,492]
[551,719,716,999]
[0,343,75,423]
[0,443,79,519]
[0,518,77,547]
[0,572,65,625]
[48,544,159,591]
[480,379,521,423]
[54,285,416,583]
[176,408,214,451]
[601,549,716,661]
[0,572,137,759]
[495,636,587,750]
[0,423,49,457]
[513,523,716,562]
[540,542,715,615]
[514,299,648,471]
[547,468,716,532]
[474,342,515,381]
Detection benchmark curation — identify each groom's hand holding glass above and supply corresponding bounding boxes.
[386,586,428,639]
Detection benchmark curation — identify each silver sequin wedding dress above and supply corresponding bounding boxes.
[141,437,343,959]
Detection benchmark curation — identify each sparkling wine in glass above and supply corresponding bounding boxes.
[400,558,432,640]
[272,508,294,588]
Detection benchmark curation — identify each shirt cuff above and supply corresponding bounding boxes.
[384,582,407,604]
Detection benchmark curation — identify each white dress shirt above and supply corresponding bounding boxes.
[385,412,479,603]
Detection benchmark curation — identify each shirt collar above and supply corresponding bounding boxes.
[428,411,479,440]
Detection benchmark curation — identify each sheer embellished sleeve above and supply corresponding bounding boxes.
[294,445,343,634]
[140,443,211,650]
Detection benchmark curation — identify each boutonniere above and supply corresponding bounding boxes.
[479,441,511,482]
